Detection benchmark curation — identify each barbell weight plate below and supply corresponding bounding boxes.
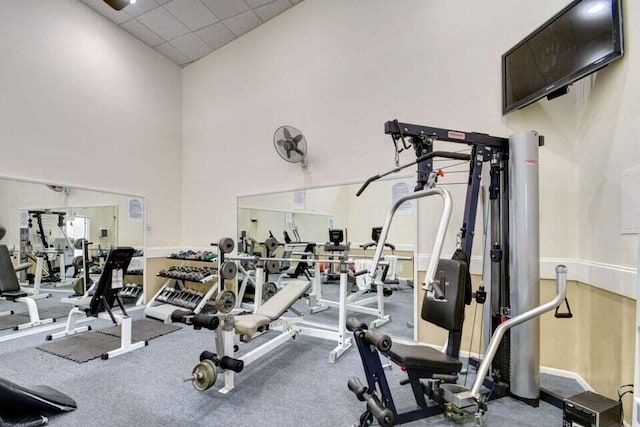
[217,237,235,254]
[265,259,280,274]
[219,261,237,280]
[216,290,237,314]
[263,237,279,253]
[191,359,217,391]
[262,282,278,303]
[74,238,87,250]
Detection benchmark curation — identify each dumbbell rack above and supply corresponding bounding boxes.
[144,259,219,323]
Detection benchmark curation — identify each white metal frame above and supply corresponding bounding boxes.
[308,261,391,328]
[0,295,54,330]
[48,299,146,360]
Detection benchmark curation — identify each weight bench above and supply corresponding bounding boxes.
[0,244,54,330]
[183,278,349,393]
[46,247,146,360]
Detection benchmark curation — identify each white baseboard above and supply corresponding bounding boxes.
[417,254,637,300]
[539,366,594,392]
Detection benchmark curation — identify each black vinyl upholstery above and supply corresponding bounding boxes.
[0,377,76,425]
[0,245,26,299]
[87,247,134,316]
[385,258,468,373]
[421,258,467,332]
[386,343,462,373]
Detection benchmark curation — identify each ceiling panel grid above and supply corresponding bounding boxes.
[79,0,302,66]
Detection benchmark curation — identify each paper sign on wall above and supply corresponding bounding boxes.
[390,179,415,216]
[19,210,29,228]
[285,212,293,225]
[128,197,144,223]
[293,191,305,211]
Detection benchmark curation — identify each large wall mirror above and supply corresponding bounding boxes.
[0,176,145,335]
[237,177,417,339]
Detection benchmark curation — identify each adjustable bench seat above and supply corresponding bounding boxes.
[234,279,310,336]
[1,290,28,301]
[386,342,462,373]
[0,244,53,330]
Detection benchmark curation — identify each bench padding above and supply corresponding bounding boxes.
[234,279,310,336]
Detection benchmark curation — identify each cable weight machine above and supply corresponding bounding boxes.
[358,119,565,411]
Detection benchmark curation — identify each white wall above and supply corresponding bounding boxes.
[0,0,183,247]
[574,0,640,269]
[182,0,580,268]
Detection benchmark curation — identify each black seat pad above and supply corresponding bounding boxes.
[0,290,28,300]
[386,342,463,373]
[0,377,77,418]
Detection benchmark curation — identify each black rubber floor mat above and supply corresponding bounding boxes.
[38,306,73,320]
[36,332,121,363]
[0,313,30,330]
[97,319,181,342]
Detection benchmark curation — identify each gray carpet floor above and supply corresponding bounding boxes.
[0,283,581,426]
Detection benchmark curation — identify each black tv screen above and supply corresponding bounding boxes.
[502,0,623,114]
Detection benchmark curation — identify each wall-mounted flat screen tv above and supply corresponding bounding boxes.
[502,0,623,115]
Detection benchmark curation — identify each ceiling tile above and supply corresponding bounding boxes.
[223,10,261,37]
[121,19,164,47]
[138,7,190,40]
[195,22,235,50]
[201,0,249,20]
[245,0,274,7]
[254,0,291,22]
[79,0,131,24]
[124,0,159,17]
[156,42,192,65]
[170,33,212,61]
[164,0,218,31]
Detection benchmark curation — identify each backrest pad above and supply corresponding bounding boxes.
[421,258,468,332]
[0,245,21,293]
[87,247,134,315]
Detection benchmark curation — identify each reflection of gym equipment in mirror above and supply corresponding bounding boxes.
[0,225,55,331]
[348,122,569,426]
[360,226,413,291]
[321,228,350,284]
[0,177,146,342]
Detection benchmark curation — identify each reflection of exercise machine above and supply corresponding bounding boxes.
[47,247,147,360]
[360,227,412,290]
[26,211,73,283]
[322,229,350,283]
[0,245,54,330]
[349,123,569,425]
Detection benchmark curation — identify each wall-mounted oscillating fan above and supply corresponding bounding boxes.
[274,125,308,168]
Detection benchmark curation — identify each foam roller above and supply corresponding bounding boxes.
[363,329,392,352]
[192,314,220,331]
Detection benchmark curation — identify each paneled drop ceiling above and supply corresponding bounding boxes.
[79,0,302,66]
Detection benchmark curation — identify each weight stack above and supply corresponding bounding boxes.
[508,130,541,404]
